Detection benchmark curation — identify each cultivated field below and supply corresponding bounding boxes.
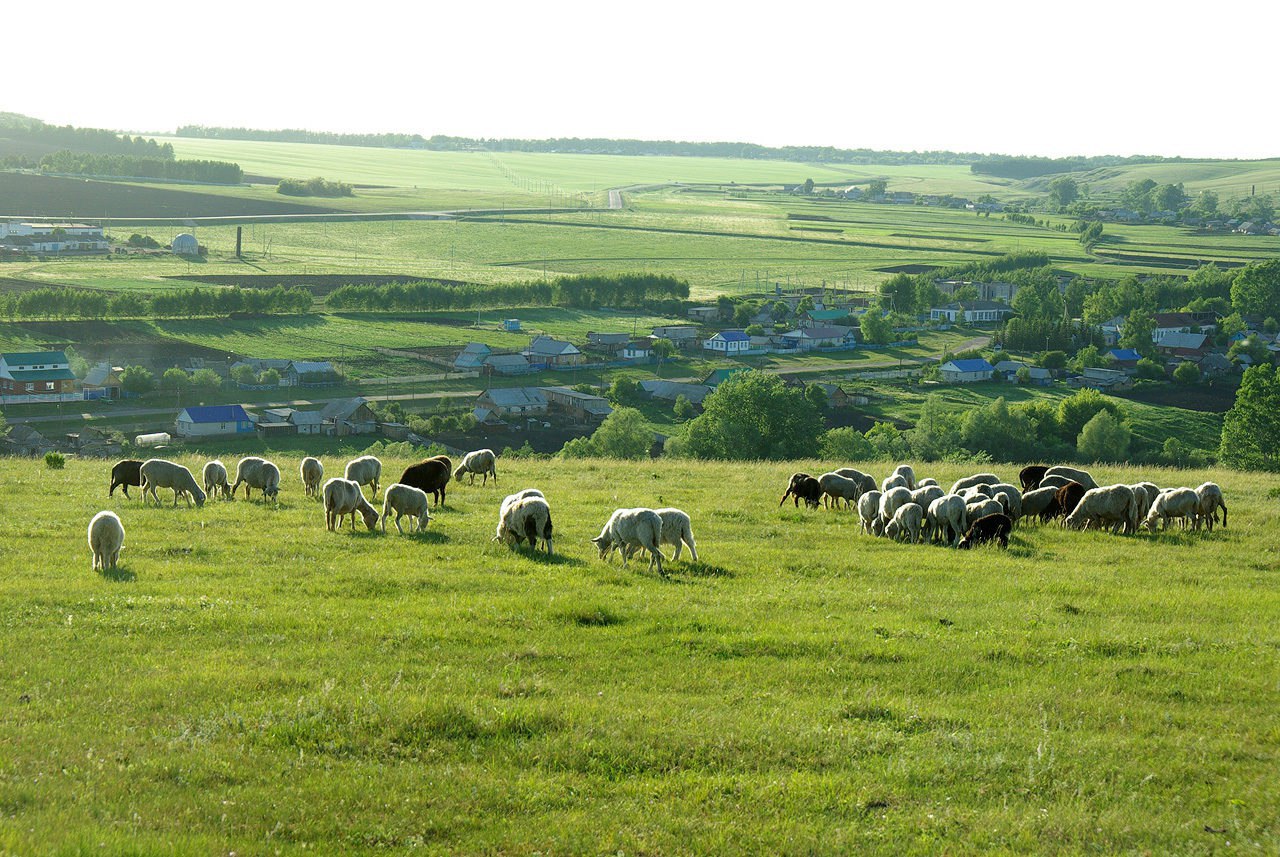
[0,455,1276,854]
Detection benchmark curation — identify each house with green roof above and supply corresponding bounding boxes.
[701,367,749,388]
[0,351,77,397]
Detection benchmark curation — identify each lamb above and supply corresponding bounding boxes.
[818,472,861,509]
[300,457,325,498]
[232,456,281,502]
[1044,465,1098,492]
[1018,464,1049,492]
[591,508,664,575]
[1065,484,1138,534]
[885,502,924,544]
[139,459,207,508]
[398,456,453,506]
[495,494,554,554]
[1194,482,1227,532]
[833,468,876,497]
[949,473,1000,495]
[958,513,1013,550]
[892,464,916,491]
[989,483,1023,523]
[858,490,883,536]
[927,494,967,546]
[87,510,125,572]
[108,459,143,498]
[1020,486,1060,524]
[323,477,379,532]
[879,486,913,530]
[202,460,231,500]
[380,483,431,534]
[1143,487,1200,533]
[344,455,382,498]
[779,473,822,509]
[454,448,498,486]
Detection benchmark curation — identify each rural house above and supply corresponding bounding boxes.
[484,353,533,375]
[1107,348,1142,372]
[82,363,124,400]
[701,367,748,388]
[175,405,254,438]
[586,332,630,355]
[1152,313,1215,344]
[639,380,712,405]
[454,342,492,370]
[475,387,549,418]
[259,407,324,435]
[0,351,78,399]
[993,360,1052,385]
[288,361,339,385]
[320,398,378,436]
[622,339,653,360]
[703,330,752,355]
[525,336,584,368]
[686,306,719,323]
[779,326,857,351]
[540,386,613,423]
[3,424,54,456]
[651,325,699,348]
[939,358,996,383]
[1155,332,1208,359]
[929,301,1016,325]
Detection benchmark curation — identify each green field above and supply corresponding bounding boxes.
[0,455,1275,853]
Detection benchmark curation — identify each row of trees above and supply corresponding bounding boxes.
[0,113,174,158]
[277,177,353,197]
[38,151,243,184]
[326,274,689,313]
[0,285,312,320]
[176,125,427,149]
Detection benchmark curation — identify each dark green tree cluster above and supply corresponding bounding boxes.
[277,177,354,197]
[0,113,174,158]
[676,371,823,460]
[551,274,689,308]
[1219,364,1280,471]
[327,280,555,311]
[177,125,427,148]
[39,150,243,183]
[0,285,311,320]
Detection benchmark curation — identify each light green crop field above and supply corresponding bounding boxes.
[0,456,1276,854]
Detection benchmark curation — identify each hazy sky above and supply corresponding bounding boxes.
[10,0,1279,159]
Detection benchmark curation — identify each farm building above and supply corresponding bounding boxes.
[640,380,712,405]
[929,301,1016,324]
[1152,313,1215,344]
[1155,332,1208,359]
[687,306,719,323]
[703,330,752,355]
[3,424,54,456]
[0,351,78,398]
[993,360,1052,385]
[702,367,749,388]
[258,408,324,435]
[484,353,532,375]
[622,339,653,360]
[780,326,858,351]
[82,363,124,400]
[1107,349,1142,372]
[525,336,584,367]
[585,332,630,355]
[320,398,377,436]
[289,361,339,385]
[171,233,199,255]
[1076,367,1133,391]
[801,309,850,327]
[475,388,548,418]
[939,358,996,383]
[651,325,699,347]
[453,343,492,370]
[175,405,254,438]
[0,221,108,254]
[540,386,613,423]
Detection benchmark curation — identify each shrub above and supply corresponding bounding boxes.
[44,451,65,469]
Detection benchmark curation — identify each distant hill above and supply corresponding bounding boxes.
[0,113,172,161]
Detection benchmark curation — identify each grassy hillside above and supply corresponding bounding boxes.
[0,455,1275,854]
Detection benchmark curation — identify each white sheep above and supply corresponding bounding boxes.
[990,483,1023,523]
[819,472,861,509]
[1143,487,1199,533]
[344,455,382,498]
[381,483,431,534]
[1194,482,1227,532]
[833,468,876,497]
[878,486,913,530]
[1021,486,1060,523]
[927,494,967,546]
[885,502,924,544]
[454,448,499,486]
[591,508,665,575]
[87,510,124,572]
[1044,465,1098,492]
[881,473,910,493]
[949,473,1001,495]
[323,477,379,532]
[232,456,281,502]
[909,484,945,511]
[858,490,883,536]
[140,459,207,508]
[495,494,553,554]
[300,457,325,498]
[916,477,939,488]
[965,498,1005,531]
[623,507,698,562]
[1066,484,1139,534]
[202,460,230,500]
[892,464,917,490]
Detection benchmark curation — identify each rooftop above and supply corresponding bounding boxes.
[180,405,251,423]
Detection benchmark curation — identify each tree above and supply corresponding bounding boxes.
[1057,388,1123,441]
[119,365,154,395]
[744,324,765,336]
[859,311,892,345]
[607,377,640,405]
[1038,350,1067,371]
[866,179,887,197]
[1228,336,1269,366]
[161,367,191,391]
[1047,176,1078,208]
[960,396,1033,461]
[1191,190,1218,216]
[1230,259,1280,318]
[586,407,652,459]
[879,274,917,314]
[804,383,828,411]
[190,368,223,394]
[1172,361,1200,385]
[651,338,675,367]
[1077,411,1131,463]
[907,394,963,460]
[1122,178,1158,213]
[1134,357,1165,380]
[64,346,89,379]
[1151,182,1187,212]
[1118,309,1156,358]
[673,394,695,420]
[259,368,282,386]
[1219,364,1280,471]
[681,371,823,460]
[231,364,258,386]
[820,427,874,461]
[802,177,815,194]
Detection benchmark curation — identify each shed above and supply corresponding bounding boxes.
[171,233,199,255]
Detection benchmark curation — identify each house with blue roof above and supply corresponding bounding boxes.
[703,330,752,355]
[939,358,996,384]
[175,405,255,437]
[1108,348,1142,372]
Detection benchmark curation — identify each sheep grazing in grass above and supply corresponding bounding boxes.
[879,486,913,531]
[881,473,910,493]
[109,459,143,498]
[779,473,822,509]
[1127,483,1158,523]
[858,490,883,536]
[916,478,939,488]
[833,468,876,497]
[202,460,231,500]
[380,483,431,534]
[323,477,379,532]
[1051,481,1088,522]
[1194,482,1227,532]
[1036,474,1078,491]
[398,456,452,507]
[949,473,1000,496]
[139,459,206,508]
[454,448,498,486]
[910,484,945,511]
[300,457,324,498]
[1019,465,1049,492]
[989,484,1023,523]
[495,493,553,554]
[1020,486,1060,524]
[343,455,382,498]
[1065,485,1138,534]
[885,502,924,544]
[649,507,698,562]
[818,472,861,509]
[1044,465,1098,492]
[927,494,967,546]
[958,513,1013,550]
[965,498,1004,531]
[960,484,993,501]
[232,457,281,503]
[892,464,916,491]
[591,508,665,576]
[87,510,124,572]
[1143,487,1200,533]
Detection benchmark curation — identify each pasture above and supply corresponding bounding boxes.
[0,455,1275,853]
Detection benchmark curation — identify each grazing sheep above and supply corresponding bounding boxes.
[139,459,206,508]
[858,490,883,536]
[1143,487,1200,533]
[300,457,325,498]
[1065,485,1138,534]
[879,486,913,529]
[1195,482,1227,532]
[1127,483,1158,523]
[1044,465,1098,492]
[885,502,924,544]
[780,473,822,509]
[399,456,453,506]
[1051,481,1088,521]
[958,513,1013,549]
[990,484,1023,523]
[232,457,281,502]
[109,459,143,498]
[927,494,967,546]
[833,467,876,497]
[949,473,1001,496]
[965,498,1004,531]
[1019,465,1049,492]
[1021,486,1060,524]
[892,464,917,491]
[1036,474,1078,491]
[881,473,910,493]
[454,448,498,486]
[819,472,861,509]
[961,484,994,500]
[344,455,382,498]
[87,510,125,572]
[202,460,231,500]
[380,483,431,534]
[323,477,379,532]
[628,507,697,562]
[916,477,939,488]
[591,508,664,575]
[495,494,554,554]
[910,484,945,511]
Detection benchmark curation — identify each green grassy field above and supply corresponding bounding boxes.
[0,455,1275,854]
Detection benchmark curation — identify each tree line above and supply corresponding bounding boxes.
[0,285,312,320]
[37,151,243,184]
[0,113,173,159]
[176,125,428,149]
[327,274,689,313]
[277,177,354,197]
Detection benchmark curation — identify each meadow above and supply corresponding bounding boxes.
[0,455,1275,854]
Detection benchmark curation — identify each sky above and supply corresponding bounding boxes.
[9,0,1280,160]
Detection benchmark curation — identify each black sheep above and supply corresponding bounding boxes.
[398,455,453,507]
[958,513,1013,549]
[779,472,822,509]
[109,459,144,498]
[1018,464,1049,492]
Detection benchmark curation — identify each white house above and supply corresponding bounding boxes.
[929,301,1015,324]
[779,326,857,352]
[703,330,752,355]
[622,339,653,360]
[939,358,996,383]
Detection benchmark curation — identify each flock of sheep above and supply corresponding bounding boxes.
[779,463,1228,549]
